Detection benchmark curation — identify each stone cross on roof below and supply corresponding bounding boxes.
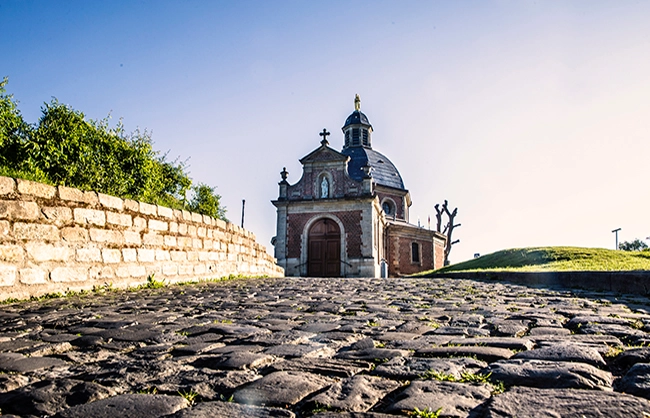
[319,128,330,145]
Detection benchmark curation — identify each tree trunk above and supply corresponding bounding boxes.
[441,200,460,265]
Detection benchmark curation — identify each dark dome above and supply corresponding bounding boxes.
[343,110,372,128]
[342,147,405,190]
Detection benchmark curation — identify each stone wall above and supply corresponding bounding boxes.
[0,176,284,300]
[428,271,650,295]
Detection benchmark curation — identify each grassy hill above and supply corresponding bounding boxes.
[417,247,650,275]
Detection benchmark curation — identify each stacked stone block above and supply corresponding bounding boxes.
[0,176,283,299]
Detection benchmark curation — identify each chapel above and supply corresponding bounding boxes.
[271,96,446,277]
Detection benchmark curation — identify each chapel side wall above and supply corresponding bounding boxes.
[395,237,434,276]
[434,238,445,269]
[0,176,284,300]
[387,225,438,277]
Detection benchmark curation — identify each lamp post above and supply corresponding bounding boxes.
[612,228,621,250]
[241,199,245,229]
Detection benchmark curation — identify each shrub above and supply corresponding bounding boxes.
[0,77,226,220]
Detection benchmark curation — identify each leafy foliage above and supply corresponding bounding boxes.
[0,77,226,220]
[188,183,227,221]
[0,77,40,179]
[619,239,649,252]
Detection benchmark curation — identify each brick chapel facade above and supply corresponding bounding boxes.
[272,96,446,278]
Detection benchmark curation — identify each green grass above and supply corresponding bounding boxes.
[0,274,267,304]
[415,246,650,275]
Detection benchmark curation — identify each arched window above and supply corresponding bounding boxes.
[411,242,420,263]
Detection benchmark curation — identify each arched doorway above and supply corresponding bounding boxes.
[308,218,341,277]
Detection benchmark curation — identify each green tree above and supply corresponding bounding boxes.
[619,239,649,251]
[29,99,193,208]
[188,183,228,221]
[0,77,226,220]
[0,77,38,177]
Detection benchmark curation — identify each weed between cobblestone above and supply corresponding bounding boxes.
[420,370,506,394]
[306,401,336,415]
[410,406,443,417]
[0,277,649,417]
[178,388,199,405]
[138,386,158,394]
[219,394,234,402]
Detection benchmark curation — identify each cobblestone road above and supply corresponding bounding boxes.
[1,277,649,417]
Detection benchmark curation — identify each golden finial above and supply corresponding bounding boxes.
[354,94,361,111]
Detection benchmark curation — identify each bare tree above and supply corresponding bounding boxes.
[434,203,443,233]
[435,200,460,265]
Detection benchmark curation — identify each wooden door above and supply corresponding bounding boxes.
[308,219,341,277]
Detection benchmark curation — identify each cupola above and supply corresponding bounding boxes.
[342,94,373,149]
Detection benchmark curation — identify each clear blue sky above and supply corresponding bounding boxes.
[2,1,649,262]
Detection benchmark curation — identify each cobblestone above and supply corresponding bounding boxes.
[0,277,649,417]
